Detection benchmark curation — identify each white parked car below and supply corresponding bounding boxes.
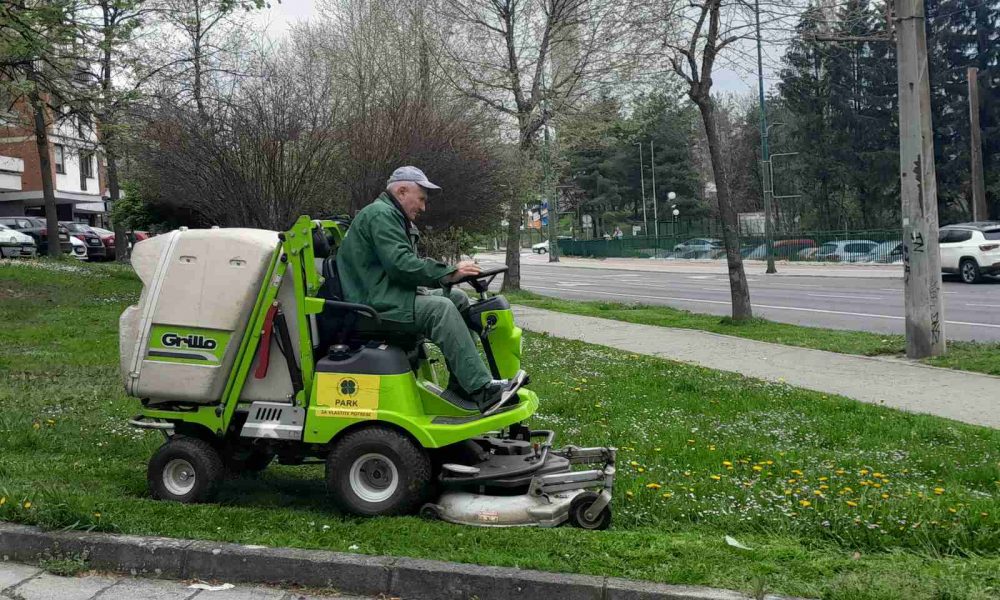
[69,234,89,260]
[939,222,1000,283]
[865,240,903,264]
[531,240,549,254]
[0,223,37,258]
[815,240,878,262]
[673,238,721,253]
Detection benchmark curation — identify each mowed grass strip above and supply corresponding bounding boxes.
[1,259,999,600]
[506,291,1000,376]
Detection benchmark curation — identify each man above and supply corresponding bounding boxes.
[336,166,508,411]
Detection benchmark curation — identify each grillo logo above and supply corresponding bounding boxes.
[161,332,218,351]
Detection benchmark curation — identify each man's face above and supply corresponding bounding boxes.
[396,184,428,222]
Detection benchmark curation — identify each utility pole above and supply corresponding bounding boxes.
[967,67,987,222]
[636,142,648,236]
[541,65,559,262]
[754,0,776,274]
[650,140,658,239]
[897,0,946,358]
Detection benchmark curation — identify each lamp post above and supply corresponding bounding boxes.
[650,141,658,239]
[635,142,648,236]
[667,191,677,239]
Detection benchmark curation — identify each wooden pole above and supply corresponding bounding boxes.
[897,0,946,358]
[967,67,987,222]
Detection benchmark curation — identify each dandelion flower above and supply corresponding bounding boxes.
[710,474,721,481]
[792,469,804,476]
[723,460,733,467]
[22,501,31,509]
[846,501,858,507]
[813,490,823,496]
[948,508,957,514]
[638,467,646,473]
[752,465,763,472]
[0,497,5,507]
[881,493,889,499]
[646,483,661,490]
[860,469,869,476]
[934,487,945,495]
[625,491,634,498]
[662,492,673,499]
[629,461,639,467]
[799,500,811,507]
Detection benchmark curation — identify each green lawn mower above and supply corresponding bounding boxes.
[121,216,616,528]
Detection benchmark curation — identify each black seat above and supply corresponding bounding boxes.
[315,254,424,358]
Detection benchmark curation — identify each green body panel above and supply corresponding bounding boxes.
[134,216,537,450]
[480,309,523,379]
[145,325,231,365]
[303,368,538,447]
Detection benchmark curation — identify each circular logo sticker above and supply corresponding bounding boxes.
[339,378,358,396]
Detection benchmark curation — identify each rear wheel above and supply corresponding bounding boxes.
[148,437,224,503]
[960,259,982,284]
[326,426,431,516]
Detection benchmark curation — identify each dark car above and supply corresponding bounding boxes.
[61,221,107,260]
[0,216,73,254]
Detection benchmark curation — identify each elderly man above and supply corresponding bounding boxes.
[336,166,508,411]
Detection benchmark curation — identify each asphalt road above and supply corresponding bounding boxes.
[492,252,1000,343]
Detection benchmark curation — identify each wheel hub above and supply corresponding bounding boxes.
[163,458,196,496]
[349,453,399,503]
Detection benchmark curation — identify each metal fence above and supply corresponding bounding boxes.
[557,230,904,264]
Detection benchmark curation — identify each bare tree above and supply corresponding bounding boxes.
[437,0,650,291]
[664,0,801,320]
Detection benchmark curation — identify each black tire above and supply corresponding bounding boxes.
[568,491,612,530]
[960,259,982,284]
[326,426,432,517]
[148,436,225,503]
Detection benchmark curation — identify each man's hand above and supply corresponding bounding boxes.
[446,260,481,283]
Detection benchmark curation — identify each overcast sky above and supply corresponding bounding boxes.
[255,0,780,95]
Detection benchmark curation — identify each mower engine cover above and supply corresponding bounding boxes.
[120,227,278,404]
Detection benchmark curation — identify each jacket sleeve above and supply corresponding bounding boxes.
[369,209,456,288]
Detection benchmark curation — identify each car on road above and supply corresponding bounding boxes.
[0,217,73,255]
[673,238,721,253]
[939,222,1000,283]
[815,240,878,262]
[865,240,903,264]
[0,223,37,258]
[61,221,107,261]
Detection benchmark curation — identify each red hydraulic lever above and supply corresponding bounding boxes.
[254,303,279,379]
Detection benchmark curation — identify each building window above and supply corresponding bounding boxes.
[80,151,93,179]
[54,145,65,174]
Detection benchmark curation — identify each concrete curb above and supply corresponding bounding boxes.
[0,523,809,600]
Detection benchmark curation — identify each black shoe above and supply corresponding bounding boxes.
[469,379,511,413]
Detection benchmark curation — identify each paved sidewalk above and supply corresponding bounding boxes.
[514,306,999,429]
[0,560,370,600]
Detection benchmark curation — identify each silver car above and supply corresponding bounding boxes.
[0,223,37,258]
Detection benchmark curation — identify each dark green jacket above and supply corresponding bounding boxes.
[336,193,456,323]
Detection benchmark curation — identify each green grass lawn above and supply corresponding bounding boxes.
[507,291,1000,376]
[2,259,1000,599]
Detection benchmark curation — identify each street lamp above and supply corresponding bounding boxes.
[635,142,647,236]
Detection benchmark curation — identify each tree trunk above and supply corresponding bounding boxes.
[26,72,61,257]
[107,147,127,260]
[501,198,521,292]
[697,96,752,320]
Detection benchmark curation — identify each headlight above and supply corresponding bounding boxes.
[8,235,16,244]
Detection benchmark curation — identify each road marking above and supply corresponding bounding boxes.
[554,282,592,287]
[807,293,884,301]
[966,303,1000,308]
[525,285,1000,329]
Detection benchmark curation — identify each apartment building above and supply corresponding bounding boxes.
[0,103,108,225]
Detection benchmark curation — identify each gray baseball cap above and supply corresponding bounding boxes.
[386,166,441,191]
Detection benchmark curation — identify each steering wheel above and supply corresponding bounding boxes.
[455,266,507,295]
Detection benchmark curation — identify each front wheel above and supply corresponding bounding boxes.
[961,259,982,284]
[148,437,224,503]
[568,491,612,530]
[326,426,432,516]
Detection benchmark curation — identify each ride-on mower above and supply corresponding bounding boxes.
[121,217,616,528]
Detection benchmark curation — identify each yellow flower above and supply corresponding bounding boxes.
[93,512,101,518]
[842,487,854,493]
[625,491,634,498]
[873,472,884,479]
[819,485,829,491]
[980,512,988,518]
[873,483,882,489]
[765,460,774,465]
[783,489,792,495]
[846,500,858,507]
[934,487,945,495]
[835,469,846,475]
[32,422,40,430]
[646,483,661,490]
[799,500,811,507]
[22,501,31,509]
[818,476,828,482]
[0,497,5,507]
[752,465,763,472]
[45,419,55,425]
[629,461,639,467]
[722,461,733,467]
[881,493,889,499]
[813,490,823,497]
[638,467,646,473]
[662,492,673,499]
[708,445,716,451]
[654,447,662,452]
[948,507,957,514]
[787,478,797,484]
[683,471,691,477]
[687,439,695,444]
[792,469,804,476]
[573,387,582,392]
[710,474,721,481]
[860,469,869,476]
